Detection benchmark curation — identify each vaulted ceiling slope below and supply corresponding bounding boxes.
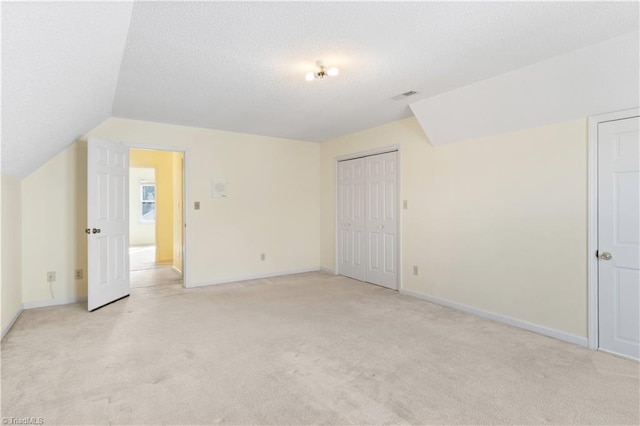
[1,2,133,178]
[2,2,638,178]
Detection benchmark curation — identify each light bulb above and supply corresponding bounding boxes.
[327,67,339,77]
[305,72,316,81]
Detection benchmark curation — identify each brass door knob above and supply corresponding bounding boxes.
[85,228,90,234]
[92,228,101,234]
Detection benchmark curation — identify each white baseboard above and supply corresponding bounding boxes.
[171,265,183,276]
[399,289,588,348]
[1,306,24,341]
[23,296,88,310]
[187,267,321,288]
[319,267,337,275]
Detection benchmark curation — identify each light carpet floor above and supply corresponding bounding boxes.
[1,272,638,425]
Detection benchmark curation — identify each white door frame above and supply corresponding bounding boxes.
[587,107,640,349]
[127,143,191,289]
[334,145,402,290]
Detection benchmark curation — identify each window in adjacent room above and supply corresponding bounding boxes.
[140,181,156,222]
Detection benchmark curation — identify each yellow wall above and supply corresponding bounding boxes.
[1,174,23,335]
[21,141,88,305]
[172,152,184,273]
[320,117,588,338]
[130,149,174,263]
[129,167,155,245]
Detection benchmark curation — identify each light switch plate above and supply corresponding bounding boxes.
[194,201,200,210]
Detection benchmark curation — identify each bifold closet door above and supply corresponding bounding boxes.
[365,152,398,289]
[338,151,398,289]
[338,158,366,281]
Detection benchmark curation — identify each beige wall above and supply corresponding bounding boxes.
[130,149,175,262]
[85,119,320,285]
[320,117,588,337]
[13,113,588,339]
[21,143,88,305]
[172,152,184,273]
[88,119,321,284]
[17,118,320,305]
[129,167,155,246]
[17,117,320,302]
[2,174,23,335]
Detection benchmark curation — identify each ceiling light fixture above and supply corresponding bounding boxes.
[305,63,339,81]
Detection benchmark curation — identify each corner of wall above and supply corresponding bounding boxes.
[20,143,88,306]
[2,173,24,338]
[320,116,589,339]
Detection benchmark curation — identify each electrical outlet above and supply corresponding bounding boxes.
[413,265,419,276]
[194,201,200,210]
[75,269,83,280]
[47,271,56,282]
[260,253,266,261]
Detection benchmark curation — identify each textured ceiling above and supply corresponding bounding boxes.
[1,2,133,178]
[113,1,638,142]
[2,1,639,178]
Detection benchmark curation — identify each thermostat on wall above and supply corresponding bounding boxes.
[211,179,227,199]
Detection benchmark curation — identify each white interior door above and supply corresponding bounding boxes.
[598,116,640,359]
[338,151,399,289]
[365,152,398,289]
[338,158,366,281]
[87,137,130,311]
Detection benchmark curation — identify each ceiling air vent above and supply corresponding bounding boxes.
[391,90,418,101]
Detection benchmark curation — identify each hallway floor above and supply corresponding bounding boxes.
[129,245,182,289]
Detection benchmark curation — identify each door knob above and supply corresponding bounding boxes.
[378,225,384,229]
[92,228,101,234]
[599,251,612,260]
[85,228,90,234]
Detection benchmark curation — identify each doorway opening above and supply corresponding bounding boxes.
[129,148,185,290]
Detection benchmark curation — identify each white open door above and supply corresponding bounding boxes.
[597,116,640,359]
[87,137,130,311]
